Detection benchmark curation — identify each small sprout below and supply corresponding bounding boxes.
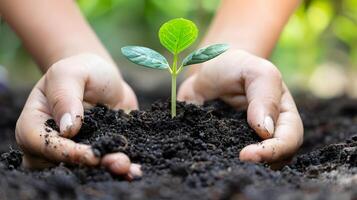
[121,18,229,118]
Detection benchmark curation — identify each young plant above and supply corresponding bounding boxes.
[121,18,228,118]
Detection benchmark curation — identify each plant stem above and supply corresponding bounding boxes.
[171,53,178,118]
[171,74,177,118]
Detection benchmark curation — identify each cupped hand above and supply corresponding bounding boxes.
[16,53,142,179]
[178,49,303,165]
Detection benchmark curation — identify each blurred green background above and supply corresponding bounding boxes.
[0,0,356,98]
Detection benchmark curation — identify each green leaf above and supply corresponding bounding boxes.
[159,18,198,54]
[182,44,229,66]
[121,46,169,69]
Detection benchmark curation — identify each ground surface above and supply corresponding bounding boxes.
[0,91,356,200]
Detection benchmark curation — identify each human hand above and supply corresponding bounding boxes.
[178,49,303,165]
[16,53,142,179]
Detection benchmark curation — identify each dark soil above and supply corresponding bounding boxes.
[0,89,27,154]
[0,92,356,200]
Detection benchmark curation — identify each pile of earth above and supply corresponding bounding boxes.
[0,93,356,200]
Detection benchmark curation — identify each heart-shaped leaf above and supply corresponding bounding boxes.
[159,18,198,54]
[121,46,169,69]
[182,44,229,66]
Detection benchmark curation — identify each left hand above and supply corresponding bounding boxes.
[178,49,303,165]
[15,53,141,179]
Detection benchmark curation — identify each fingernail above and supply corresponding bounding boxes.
[264,116,274,136]
[60,113,73,135]
[130,164,142,178]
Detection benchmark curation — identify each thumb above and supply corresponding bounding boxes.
[44,64,85,138]
[114,81,139,111]
[244,63,283,140]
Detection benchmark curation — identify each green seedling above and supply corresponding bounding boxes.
[121,18,228,118]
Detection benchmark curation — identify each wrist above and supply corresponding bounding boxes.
[44,45,114,72]
[49,52,123,80]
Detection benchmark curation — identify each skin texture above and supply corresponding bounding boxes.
[188,0,300,75]
[0,0,113,71]
[0,1,141,177]
[0,0,302,174]
[16,53,141,178]
[180,0,303,165]
[178,50,303,164]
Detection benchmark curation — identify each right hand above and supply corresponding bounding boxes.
[178,50,303,166]
[16,53,142,179]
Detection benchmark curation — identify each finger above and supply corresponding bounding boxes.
[113,81,139,111]
[244,60,283,139]
[101,153,131,175]
[240,85,303,164]
[127,163,143,180]
[179,50,283,139]
[178,50,247,105]
[45,54,131,138]
[123,163,143,181]
[16,78,100,167]
[178,74,248,110]
[240,138,286,163]
[44,64,84,137]
[22,153,55,169]
[177,75,205,105]
[220,95,248,110]
[22,129,100,167]
[21,130,100,167]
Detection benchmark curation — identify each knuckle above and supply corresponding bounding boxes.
[68,144,89,164]
[68,145,81,164]
[46,89,75,114]
[46,59,83,81]
[47,93,69,117]
[51,93,64,110]
[268,100,280,115]
[260,61,282,80]
[47,61,68,76]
